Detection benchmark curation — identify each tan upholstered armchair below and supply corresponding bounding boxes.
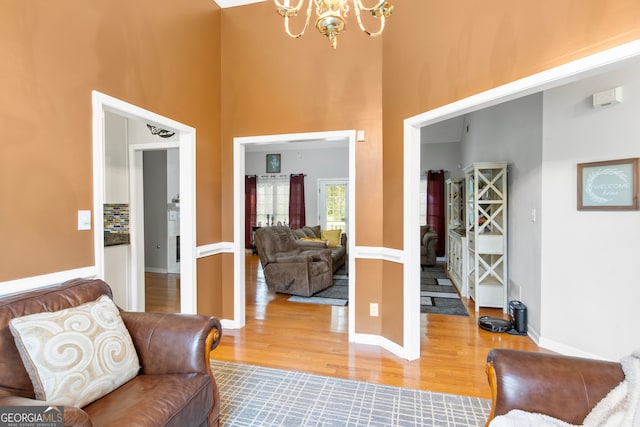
[0,278,222,427]
[421,225,439,267]
[255,226,333,296]
[485,349,624,426]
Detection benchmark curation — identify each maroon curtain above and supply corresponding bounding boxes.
[244,175,257,249]
[288,174,306,229]
[427,170,445,257]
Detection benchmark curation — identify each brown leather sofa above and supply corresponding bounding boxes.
[255,226,333,296]
[292,225,347,273]
[485,348,624,426]
[421,225,438,267]
[0,278,223,427]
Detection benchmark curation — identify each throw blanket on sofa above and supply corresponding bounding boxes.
[490,349,640,427]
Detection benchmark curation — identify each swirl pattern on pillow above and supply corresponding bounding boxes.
[9,295,140,407]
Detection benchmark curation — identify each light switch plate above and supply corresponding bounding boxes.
[369,303,379,317]
[78,210,92,230]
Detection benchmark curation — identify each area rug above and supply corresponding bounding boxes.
[288,266,348,306]
[210,360,490,427]
[421,266,469,317]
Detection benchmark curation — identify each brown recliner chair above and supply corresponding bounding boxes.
[0,278,222,427]
[421,225,439,267]
[485,349,624,426]
[255,226,333,296]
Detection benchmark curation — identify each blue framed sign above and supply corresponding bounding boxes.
[577,158,639,210]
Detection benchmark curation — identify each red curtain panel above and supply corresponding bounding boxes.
[289,174,306,229]
[244,175,257,249]
[427,170,445,257]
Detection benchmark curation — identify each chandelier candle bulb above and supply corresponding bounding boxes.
[274,0,393,49]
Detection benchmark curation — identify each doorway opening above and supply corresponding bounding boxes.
[232,130,357,338]
[135,148,181,313]
[403,40,640,360]
[92,91,197,314]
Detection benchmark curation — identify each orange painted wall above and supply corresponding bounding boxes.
[354,259,382,334]
[382,0,640,250]
[220,1,384,246]
[0,0,224,317]
[219,2,386,330]
[3,0,640,343]
[381,260,404,344]
[198,256,222,315]
[217,0,640,343]
[377,0,640,346]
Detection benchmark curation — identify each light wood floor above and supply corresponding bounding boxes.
[146,256,542,399]
[145,272,181,313]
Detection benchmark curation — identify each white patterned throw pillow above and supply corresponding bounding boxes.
[9,295,140,407]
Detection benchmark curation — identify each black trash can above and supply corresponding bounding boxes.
[508,300,527,335]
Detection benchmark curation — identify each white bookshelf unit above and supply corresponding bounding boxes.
[445,179,468,297]
[464,162,508,312]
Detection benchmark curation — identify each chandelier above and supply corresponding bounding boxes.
[274,0,394,49]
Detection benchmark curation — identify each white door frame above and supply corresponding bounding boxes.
[92,91,197,313]
[232,130,356,337]
[403,40,640,360]
[129,143,179,312]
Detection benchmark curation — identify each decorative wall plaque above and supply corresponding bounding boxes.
[577,158,639,210]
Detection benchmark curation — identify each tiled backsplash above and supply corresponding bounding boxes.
[104,204,129,233]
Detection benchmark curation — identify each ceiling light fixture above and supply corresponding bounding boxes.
[274,0,393,49]
[147,124,175,139]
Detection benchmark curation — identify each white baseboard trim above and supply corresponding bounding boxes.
[353,332,416,361]
[0,266,98,297]
[220,318,244,329]
[537,336,611,361]
[145,267,168,274]
[525,325,541,346]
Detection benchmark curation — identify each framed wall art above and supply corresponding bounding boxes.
[266,153,281,173]
[577,158,639,210]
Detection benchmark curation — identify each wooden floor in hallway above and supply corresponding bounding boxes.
[147,255,543,399]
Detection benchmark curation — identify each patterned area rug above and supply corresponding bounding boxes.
[210,360,490,427]
[421,266,469,317]
[288,266,348,306]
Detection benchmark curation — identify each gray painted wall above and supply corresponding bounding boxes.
[459,93,543,340]
[421,60,640,360]
[541,61,640,360]
[420,141,463,180]
[245,146,349,226]
[143,151,168,271]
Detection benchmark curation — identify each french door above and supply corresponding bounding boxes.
[318,179,348,232]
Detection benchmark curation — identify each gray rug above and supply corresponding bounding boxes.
[421,267,469,317]
[288,266,348,306]
[210,360,490,426]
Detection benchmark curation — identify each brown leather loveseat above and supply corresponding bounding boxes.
[0,278,223,427]
[485,348,624,426]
